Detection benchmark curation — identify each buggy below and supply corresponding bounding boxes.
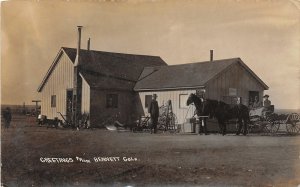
[247,105,300,135]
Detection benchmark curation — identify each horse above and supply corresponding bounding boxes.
[186,93,250,135]
[186,93,218,134]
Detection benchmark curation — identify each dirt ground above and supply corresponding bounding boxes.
[1,115,300,186]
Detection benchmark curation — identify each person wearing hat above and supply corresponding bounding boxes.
[263,95,271,107]
[148,94,159,133]
[262,94,272,116]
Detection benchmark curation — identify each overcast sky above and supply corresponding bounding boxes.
[1,0,299,109]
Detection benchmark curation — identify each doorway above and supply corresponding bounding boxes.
[249,91,259,107]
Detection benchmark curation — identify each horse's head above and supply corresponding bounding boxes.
[186,93,198,106]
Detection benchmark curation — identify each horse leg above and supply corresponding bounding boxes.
[217,119,224,135]
[218,122,223,134]
[236,118,243,135]
[203,118,208,135]
[222,123,227,136]
[243,119,248,135]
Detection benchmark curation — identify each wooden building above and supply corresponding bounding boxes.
[37,47,167,126]
[134,58,269,124]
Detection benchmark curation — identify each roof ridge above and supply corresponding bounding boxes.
[165,57,240,67]
[141,57,240,70]
[61,47,161,58]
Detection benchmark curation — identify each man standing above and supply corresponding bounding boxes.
[3,107,12,129]
[235,97,247,136]
[198,96,208,135]
[148,94,159,133]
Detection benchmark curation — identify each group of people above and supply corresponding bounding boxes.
[147,92,209,135]
[146,93,272,135]
[250,95,272,109]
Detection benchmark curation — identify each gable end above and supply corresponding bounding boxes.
[37,49,72,92]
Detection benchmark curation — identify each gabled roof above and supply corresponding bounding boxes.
[134,58,269,91]
[37,47,167,92]
[62,47,167,82]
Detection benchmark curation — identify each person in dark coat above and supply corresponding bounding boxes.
[235,97,247,136]
[148,94,159,133]
[198,97,208,135]
[263,95,271,107]
[262,94,272,116]
[3,107,12,129]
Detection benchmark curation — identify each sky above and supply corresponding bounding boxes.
[1,0,300,109]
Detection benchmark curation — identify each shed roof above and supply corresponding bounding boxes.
[134,58,269,91]
[37,47,167,92]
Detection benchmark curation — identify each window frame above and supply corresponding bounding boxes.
[51,95,56,108]
[145,95,153,108]
[179,94,189,109]
[228,88,237,96]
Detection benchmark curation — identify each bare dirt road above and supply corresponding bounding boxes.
[1,115,300,186]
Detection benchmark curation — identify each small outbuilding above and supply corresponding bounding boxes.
[134,58,269,124]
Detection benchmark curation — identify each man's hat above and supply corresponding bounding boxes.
[263,94,269,98]
[153,93,157,98]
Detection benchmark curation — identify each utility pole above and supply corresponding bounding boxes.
[73,26,83,129]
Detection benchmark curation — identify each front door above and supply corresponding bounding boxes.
[66,90,73,122]
[249,91,259,107]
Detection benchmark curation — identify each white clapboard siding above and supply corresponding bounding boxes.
[40,52,74,119]
[81,75,90,114]
[139,90,196,124]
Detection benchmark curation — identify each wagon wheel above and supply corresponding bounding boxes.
[247,121,254,134]
[264,117,280,135]
[265,121,280,135]
[286,113,300,135]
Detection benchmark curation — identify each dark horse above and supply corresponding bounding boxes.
[186,93,250,135]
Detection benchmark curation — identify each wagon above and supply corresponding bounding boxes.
[37,114,59,129]
[248,106,300,135]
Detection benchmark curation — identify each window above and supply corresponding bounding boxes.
[145,95,152,108]
[223,96,241,105]
[106,94,118,108]
[179,94,189,108]
[229,88,237,96]
[51,95,56,108]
